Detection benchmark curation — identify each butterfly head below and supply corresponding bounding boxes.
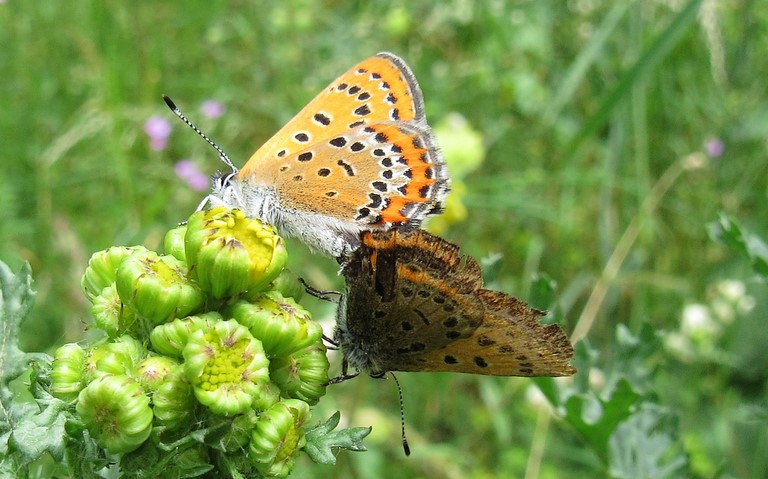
[195,169,241,211]
[332,298,390,379]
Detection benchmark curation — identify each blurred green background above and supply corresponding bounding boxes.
[2,0,767,477]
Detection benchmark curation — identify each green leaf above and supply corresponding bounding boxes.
[0,261,48,474]
[528,273,558,311]
[0,262,36,383]
[7,397,69,462]
[63,425,110,479]
[0,262,97,477]
[608,404,689,479]
[564,378,642,462]
[303,412,371,465]
[121,440,214,479]
[612,323,660,389]
[708,213,768,279]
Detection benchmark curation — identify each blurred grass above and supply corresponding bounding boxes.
[2,0,767,477]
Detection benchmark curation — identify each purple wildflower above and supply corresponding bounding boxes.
[705,138,724,158]
[175,160,209,192]
[200,100,226,119]
[144,116,172,151]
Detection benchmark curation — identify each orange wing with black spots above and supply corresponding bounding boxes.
[237,53,448,229]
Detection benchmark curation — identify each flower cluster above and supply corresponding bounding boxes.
[51,207,330,477]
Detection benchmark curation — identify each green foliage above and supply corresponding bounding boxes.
[2,0,767,477]
[304,412,371,465]
[608,404,687,479]
[559,324,688,475]
[0,263,71,477]
[0,258,370,477]
[709,213,768,279]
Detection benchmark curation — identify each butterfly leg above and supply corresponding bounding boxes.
[300,278,342,303]
[326,357,361,385]
[322,334,339,350]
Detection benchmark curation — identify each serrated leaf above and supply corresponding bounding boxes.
[303,412,371,465]
[613,323,660,388]
[563,378,641,462]
[608,404,689,478]
[7,397,69,462]
[708,213,768,279]
[64,428,110,479]
[0,262,95,477]
[0,262,36,383]
[0,445,22,477]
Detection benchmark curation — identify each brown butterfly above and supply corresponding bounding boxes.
[331,228,576,382]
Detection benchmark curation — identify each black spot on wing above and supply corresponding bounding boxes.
[330,137,347,147]
[313,113,331,126]
[354,104,371,116]
[337,160,355,176]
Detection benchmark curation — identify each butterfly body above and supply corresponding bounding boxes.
[334,229,576,378]
[208,53,449,257]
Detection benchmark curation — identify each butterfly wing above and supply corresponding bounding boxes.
[337,228,482,374]
[237,52,448,231]
[240,52,428,177]
[337,229,575,377]
[416,290,576,376]
[249,121,447,226]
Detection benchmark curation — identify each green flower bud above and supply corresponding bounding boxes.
[228,292,322,358]
[136,355,179,392]
[248,399,311,478]
[82,342,111,383]
[260,268,304,302]
[152,365,196,429]
[251,380,281,412]
[116,250,205,325]
[85,335,146,380]
[163,224,188,262]
[185,208,287,299]
[81,246,146,301]
[149,312,223,357]
[76,375,153,454]
[90,284,138,338]
[269,341,329,405]
[50,343,87,401]
[183,319,270,416]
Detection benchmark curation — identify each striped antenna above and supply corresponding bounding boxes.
[162,94,237,173]
[390,373,411,456]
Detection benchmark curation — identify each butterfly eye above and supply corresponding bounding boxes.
[214,171,236,190]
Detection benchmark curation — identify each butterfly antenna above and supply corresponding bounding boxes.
[161,94,238,173]
[390,373,411,456]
